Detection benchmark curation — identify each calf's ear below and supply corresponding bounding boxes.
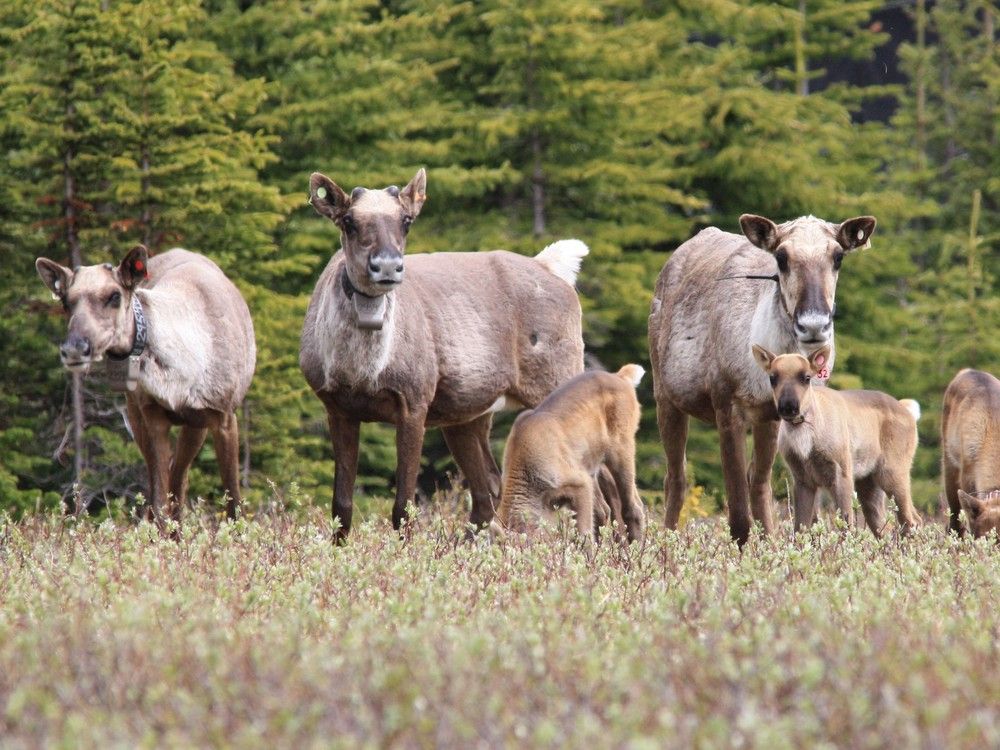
[836,216,876,250]
[958,490,983,519]
[118,245,149,289]
[36,258,73,300]
[399,168,427,218]
[751,344,775,373]
[740,214,780,252]
[808,345,832,376]
[309,172,351,221]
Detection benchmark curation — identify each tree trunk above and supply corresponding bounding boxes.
[64,108,86,495]
[795,0,809,97]
[531,132,545,237]
[915,0,927,174]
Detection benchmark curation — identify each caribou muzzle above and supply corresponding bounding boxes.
[60,333,93,369]
[793,310,833,344]
[368,251,404,287]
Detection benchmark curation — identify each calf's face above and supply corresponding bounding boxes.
[35,246,148,371]
[309,169,427,296]
[958,490,1000,539]
[752,344,831,424]
[741,214,876,345]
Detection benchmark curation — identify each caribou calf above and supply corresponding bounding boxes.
[942,368,1000,537]
[300,169,588,540]
[753,344,920,536]
[494,365,647,542]
[36,247,256,525]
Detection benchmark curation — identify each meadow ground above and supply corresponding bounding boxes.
[1,497,998,748]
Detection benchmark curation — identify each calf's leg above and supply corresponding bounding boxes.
[792,480,818,532]
[657,398,689,530]
[606,441,646,543]
[855,475,887,537]
[942,457,963,535]
[880,469,920,533]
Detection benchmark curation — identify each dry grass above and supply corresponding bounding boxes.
[1,500,998,748]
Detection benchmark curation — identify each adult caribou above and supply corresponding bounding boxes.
[300,168,589,540]
[648,214,876,546]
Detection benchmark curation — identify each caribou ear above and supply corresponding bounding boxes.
[118,245,149,289]
[35,258,73,301]
[751,344,776,373]
[399,168,427,218]
[837,216,876,251]
[808,345,832,376]
[309,172,351,221]
[958,490,983,519]
[740,214,780,252]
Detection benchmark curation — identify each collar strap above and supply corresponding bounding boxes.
[340,267,377,300]
[108,295,147,361]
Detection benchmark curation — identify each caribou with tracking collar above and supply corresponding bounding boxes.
[300,168,590,540]
[36,247,256,527]
[648,213,876,546]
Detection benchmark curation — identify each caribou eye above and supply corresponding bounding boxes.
[832,250,844,271]
[800,372,811,384]
[402,215,413,234]
[107,291,122,308]
[769,373,778,386]
[774,249,789,273]
[339,214,357,234]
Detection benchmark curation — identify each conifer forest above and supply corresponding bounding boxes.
[0,0,997,519]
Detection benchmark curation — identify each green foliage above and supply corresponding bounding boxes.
[1,510,999,745]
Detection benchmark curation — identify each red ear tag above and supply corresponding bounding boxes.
[817,367,830,381]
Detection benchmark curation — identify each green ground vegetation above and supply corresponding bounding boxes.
[0,504,997,746]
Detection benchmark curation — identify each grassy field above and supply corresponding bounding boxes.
[1,499,998,748]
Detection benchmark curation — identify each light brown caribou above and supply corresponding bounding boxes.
[36,247,255,525]
[300,169,589,540]
[753,345,921,536]
[941,368,1000,538]
[648,213,876,545]
[494,364,647,542]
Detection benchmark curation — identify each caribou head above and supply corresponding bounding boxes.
[36,246,149,372]
[309,169,427,329]
[740,214,876,346]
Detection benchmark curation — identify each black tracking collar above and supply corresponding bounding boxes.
[108,295,147,361]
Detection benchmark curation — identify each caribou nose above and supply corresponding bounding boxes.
[794,311,833,343]
[368,254,404,285]
[59,335,91,362]
[777,400,800,421]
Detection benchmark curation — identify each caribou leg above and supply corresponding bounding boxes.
[170,425,207,518]
[392,408,427,532]
[748,421,778,535]
[606,439,646,543]
[943,458,963,535]
[792,480,819,532]
[442,413,500,530]
[210,411,242,519]
[326,408,360,543]
[717,403,752,546]
[855,476,887,538]
[657,398,689,530]
[140,402,174,533]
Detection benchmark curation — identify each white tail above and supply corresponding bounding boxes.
[900,398,921,422]
[617,363,645,388]
[534,239,589,286]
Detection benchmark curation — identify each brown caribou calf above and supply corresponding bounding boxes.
[494,365,647,543]
[753,344,920,536]
[942,369,1000,538]
[36,247,255,526]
